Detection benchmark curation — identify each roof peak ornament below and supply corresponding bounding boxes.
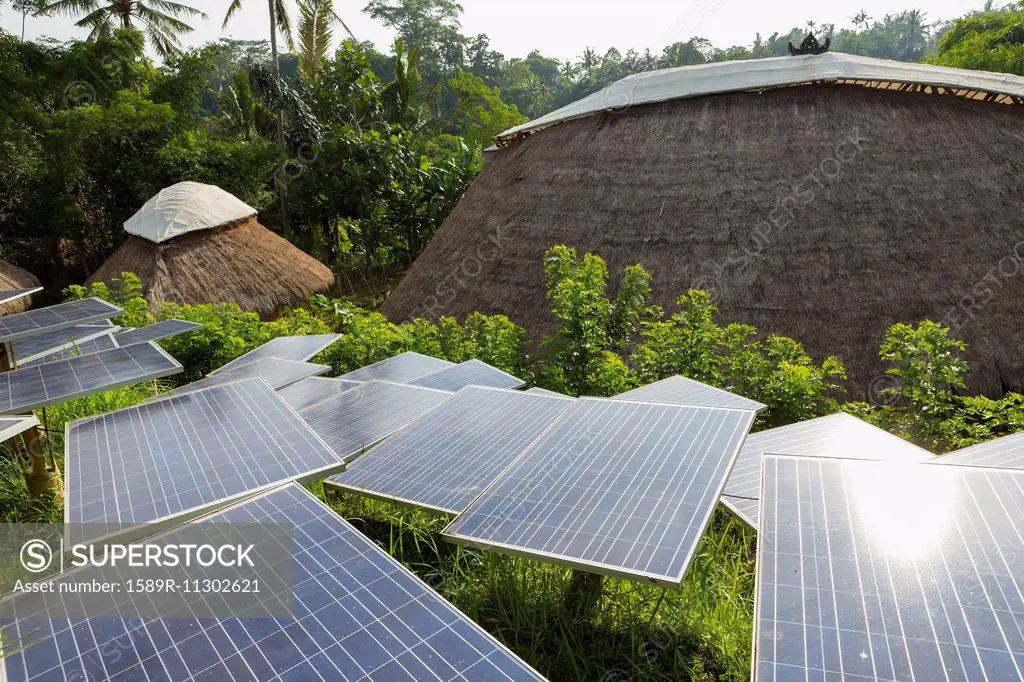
[788,33,831,56]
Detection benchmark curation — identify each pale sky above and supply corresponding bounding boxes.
[2,0,980,62]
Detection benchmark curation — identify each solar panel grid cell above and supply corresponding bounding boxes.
[114,320,202,347]
[932,432,1024,469]
[209,334,341,375]
[337,351,454,383]
[155,357,330,401]
[0,298,122,343]
[408,359,526,392]
[0,415,36,442]
[613,375,766,411]
[0,287,42,307]
[9,324,118,365]
[276,376,361,412]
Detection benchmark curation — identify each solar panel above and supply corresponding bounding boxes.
[443,398,755,586]
[8,323,118,366]
[721,412,933,529]
[299,380,453,463]
[613,375,766,411]
[409,358,527,392]
[210,333,341,375]
[326,386,575,514]
[755,454,1024,682]
[932,432,1024,469]
[67,378,341,537]
[114,319,202,346]
[3,483,546,682]
[0,297,122,343]
[276,376,361,411]
[337,351,454,383]
[156,357,330,401]
[22,331,122,367]
[0,415,36,442]
[0,287,42,307]
[526,386,568,397]
[0,342,182,415]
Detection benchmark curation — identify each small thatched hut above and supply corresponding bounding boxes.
[0,260,41,316]
[89,182,334,318]
[382,52,1024,398]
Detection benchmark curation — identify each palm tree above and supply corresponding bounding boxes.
[296,0,353,81]
[39,0,206,56]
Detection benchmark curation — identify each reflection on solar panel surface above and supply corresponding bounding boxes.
[409,359,526,392]
[9,324,117,365]
[337,351,454,383]
[157,357,330,400]
[933,432,1024,469]
[721,412,933,529]
[526,387,568,397]
[756,455,1024,682]
[0,415,36,442]
[0,298,121,343]
[210,333,341,374]
[299,380,453,463]
[613,375,766,411]
[67,378,341,533]
[0,342,181,415]
[276,376,361,411]
[444,398,755,586]
[0,287,41,307]
[114,319,202,346]
[4,483,546,682]
[327,386,574,514]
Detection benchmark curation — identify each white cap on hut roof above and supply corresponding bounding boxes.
[497,52,1024,142]
[124,181,257,244]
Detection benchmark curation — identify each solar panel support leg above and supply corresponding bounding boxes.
[564,569,604,619]
[23,424,63,500]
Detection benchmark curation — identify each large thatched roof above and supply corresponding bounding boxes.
[382,54,1024,398]
[89,217,334,319]
[0,260,41,316]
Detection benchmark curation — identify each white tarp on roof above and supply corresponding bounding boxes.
[124,181,257,244]
[497,52,1024,141]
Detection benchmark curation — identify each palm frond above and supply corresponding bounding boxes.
[273,0,294,51]
[221,0,242,29]
[38,0,99,18]
[296,0,332,80]
[147,0,206,20]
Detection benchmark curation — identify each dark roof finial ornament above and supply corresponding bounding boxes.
[788,33,831,56]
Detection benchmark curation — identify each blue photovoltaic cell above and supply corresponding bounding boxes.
[337,351,454,383]
[756,455,1024,682]
[0,416,36,442]
[67,378,341,533]
[3,483,546,682]
[299,380,453,463]
[0,287,42,307]
[722,412,933,529]
[9,323,117,365]
[156,357,330,401]
[613,375,766,411]
[444,398,755,586]
[114,319,202,346]
[0,342,182,415]
[276,376,361,412]
[932,432,1024,469]
[210,334,341,375]
[409,359,526,392]
[326,386,574,514]
[0,298,122,343]
[22,332,121,367]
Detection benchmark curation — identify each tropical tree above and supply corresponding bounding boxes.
[39,0,206,56]
[296,0,353,81]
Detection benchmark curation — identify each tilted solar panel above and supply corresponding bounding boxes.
[0,298,122,343]
[613,375,766,411]
[4,483,546,682]
[526,386,569,397]
[299,380,453,463]
[276,376,361,412]
[444,398,755,586]
[408,358,527,392]
[210,333,341,375]
[155,357,330,401]
[0,287,42,307]
[337,351,454,383]
[326,386,574,514]
[114,319,202,346]
[66,378,341,537]
[932,432,1024,469]
[0,415,36,442]
[756,455,1024,681]
[21,331,121,367]
[0,342,182,415]
[721,412,933,529]
[8,323,118,366]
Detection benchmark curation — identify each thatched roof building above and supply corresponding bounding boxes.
[0,260,41,316]
[89,182,334,318]
[382,52,1024,398]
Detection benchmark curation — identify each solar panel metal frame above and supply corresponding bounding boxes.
[0,341,182,415]
[443,397,756,587]
[613,375,767,411]
[4,482,547,682]
[930,432,1024,469]
[336,350,455,383]
[0,287,42,307]
[408,358,527,392]
[0,297,122,343]
[275,375,362,412]
[0,415,37,442]
[324,386,575,515]
[65,377,343,541]
[10,324,120,366]
[113,319,202,347]
[21,331,122,367]
[753,453,1024,682]
[154,357,331,402]
[209,333,341,375]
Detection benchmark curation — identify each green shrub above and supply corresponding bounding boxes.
[64,273,153,328]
